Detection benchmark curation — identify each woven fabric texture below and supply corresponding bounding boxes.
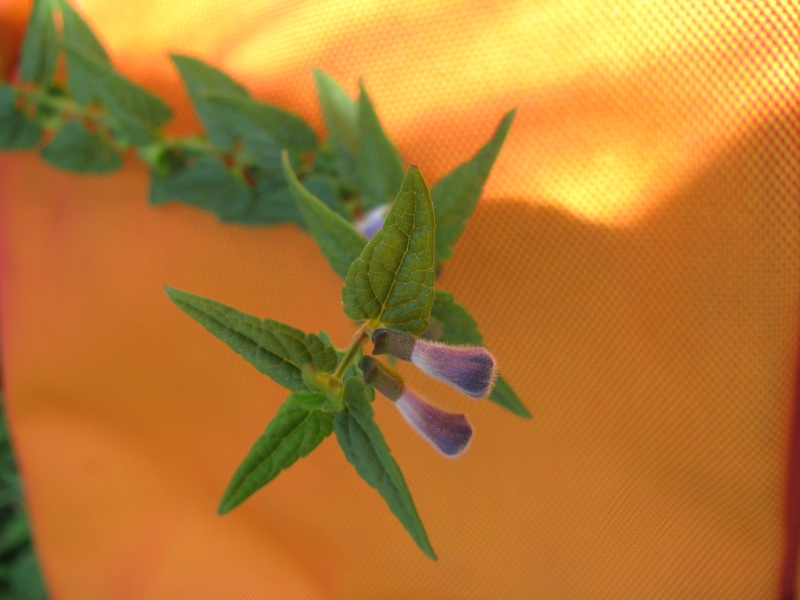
[0,0,798,597]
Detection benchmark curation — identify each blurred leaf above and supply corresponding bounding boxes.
[313,70,358,189]
[343,166,435,335]
[62,42,171,144]
[282,153,367,278]
[19,0,58,86]
[0,514,29,554]
[165,287,338,391]
[170,54,250,150]
[202,93,316,171]
[431,290,530,418]
[0,86,41,150]
[431,110,514,263]
[40,120,122,173]
[59,0,111,105]
[218,391,334,514]
[149,155,251,220]
[9,549,47,600]
[357,82,403,210]
[334,377,436,559]
[251,175,305,227]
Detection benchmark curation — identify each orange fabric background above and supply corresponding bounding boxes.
[1,0,798,597]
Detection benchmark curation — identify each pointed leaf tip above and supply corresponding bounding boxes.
[218,391,334,514]
[334,378,437,559]
[431,110,515,263]
[342,165,436,334]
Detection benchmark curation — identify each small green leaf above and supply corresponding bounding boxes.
[431,110,515,263]
[282,152,367,279]
[218,391,334,514]
[0,86,41,150]
[165,287,337,390]
[432,290,531,418]
[150,155,252,220]
[170,54,250,151]
[357,82,404,210]
[40,120,122,173]
[342,166,435,334]
[313,70,358,189]
[334,377,436,559]
[60,0,111,105]
[202,93,316,167]
[19,0,58,86]
[62,42,172,144]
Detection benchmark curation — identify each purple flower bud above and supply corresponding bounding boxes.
[354,204,391,239]
[360,356,472,457]
[395,388,473,457]
[372,329,497,398]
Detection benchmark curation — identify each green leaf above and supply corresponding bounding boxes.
[313,69,358,189]
[62,42,172,144]
[334,377,436,559]
[431,110,515,263]
[60,0,111,105]
[430,290,483,346]
[0,513,30,554]
[165,287,337,391]
[357,83,404,210]
[9,549,47,600]
[19,0,58,86]
[202,93,316,168]
[170,54,250,151]
[488,375,529,419]
[282,152,367,279]
[59,0,109,62]
[150,155,252,220]
[0,86,41,150]
[251,174,306,227]
[40,120,122,173]
[342,166,435,334]
[218,391,334,514]
[432,290,531,418]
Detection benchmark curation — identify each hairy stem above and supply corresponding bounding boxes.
[333,323,370,380]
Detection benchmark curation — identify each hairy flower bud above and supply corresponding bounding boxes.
[354,204,391,239]
[396,389,473,457]
[372,328,497,398]
[361,356,472,456]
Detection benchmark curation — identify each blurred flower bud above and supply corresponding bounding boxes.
[354,203,391,239]
[372,328,497,398]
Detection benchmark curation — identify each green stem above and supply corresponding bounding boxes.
[333,323,370,380]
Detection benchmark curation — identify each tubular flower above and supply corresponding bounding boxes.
[354,204,391,239]
[372,328,497,398]
[361,357,473,457]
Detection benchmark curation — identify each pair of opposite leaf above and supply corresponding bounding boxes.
[167,161,518,560]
